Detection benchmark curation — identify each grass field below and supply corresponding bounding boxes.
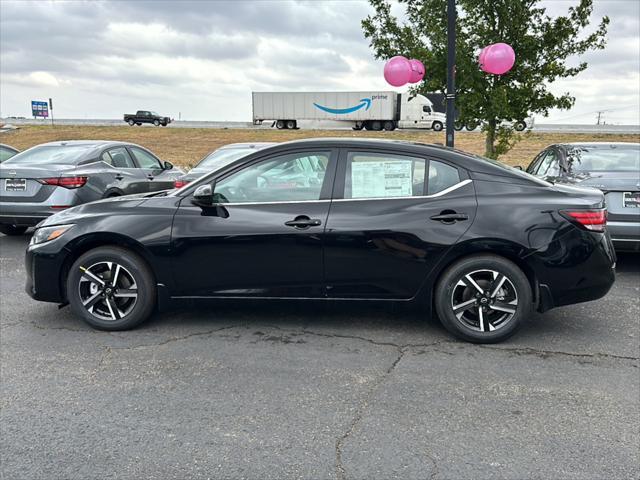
[2,125,638,169]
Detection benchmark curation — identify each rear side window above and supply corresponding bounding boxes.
[0,146,17,162]
[103,147,136,168]
[427,160,460,194]
[345,152,427,199]
[130,147,162,169]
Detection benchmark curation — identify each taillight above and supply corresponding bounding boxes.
[38,176,88,189]
[560,209,607,232]
[174,179,190,188]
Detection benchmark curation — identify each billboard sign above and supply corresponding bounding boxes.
[31,100,49,118]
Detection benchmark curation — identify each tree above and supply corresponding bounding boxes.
[362,0,609,159]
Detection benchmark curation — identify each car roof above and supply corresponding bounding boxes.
[35,140,133,148]
[218,142,277,149]
[559,142,640,147]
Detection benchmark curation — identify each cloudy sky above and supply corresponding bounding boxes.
[1,0,638,124]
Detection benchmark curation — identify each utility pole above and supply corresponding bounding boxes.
[596,111,604,125]
[445,0,456,147]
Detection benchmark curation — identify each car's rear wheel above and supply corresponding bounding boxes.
[67,246,156,330]
[128,119,135,126]
[0,225,28,236]
[435,254,531,343]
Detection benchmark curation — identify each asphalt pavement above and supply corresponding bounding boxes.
[1,233,638,480]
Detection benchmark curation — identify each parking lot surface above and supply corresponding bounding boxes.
[1,233,638,480]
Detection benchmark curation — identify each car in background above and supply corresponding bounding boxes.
[26,138,615,343]
[454,117,534,132]
[0,140,183,236]
[123,110,171,127]
[526,142,640,251]
[173,142,276,188]
[0,144,19,163]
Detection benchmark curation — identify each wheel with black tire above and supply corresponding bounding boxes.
[0,225,28,236]
[383,121,395,131]
[276,120,285,130]
[128,119,135,126]
[465,122,478,131]
[66,246,156,330]
[514,120,527,131]
[136,123,142,126]
[371,120,382,131]
[432,121,444,131]
[363,122,372,131]
[153,119,160,127]
[454,121,463,131]
[434,254,532,343]
[286,120,297,130]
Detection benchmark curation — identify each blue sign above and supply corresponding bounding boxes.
[313,98,372,115]
[31,101,49,118]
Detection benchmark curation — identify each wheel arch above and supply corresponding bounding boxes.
[419,239,540,317]
[59,232,159,302]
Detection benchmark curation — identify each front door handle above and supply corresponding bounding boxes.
[147,174,154,180]
[430,212,469,223]
[285,216,322,229]
[114,173,124,181]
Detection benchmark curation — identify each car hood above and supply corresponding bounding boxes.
[551,171,640,192]
[38,192,161,227]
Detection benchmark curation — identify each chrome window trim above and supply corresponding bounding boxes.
[333,179,472,203]
[199,180,472,207]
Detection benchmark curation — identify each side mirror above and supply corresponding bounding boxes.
[191,184,213,207]
[163,161,174,170]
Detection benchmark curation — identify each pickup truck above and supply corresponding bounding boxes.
[124,111,172,127]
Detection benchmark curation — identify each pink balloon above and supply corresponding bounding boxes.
[384,56,412,87]
[480,43,515,75]
[408,59,425,83]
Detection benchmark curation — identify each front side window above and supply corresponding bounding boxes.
[537,150,559,177]
[130,147,162,169]
[214,151,330,204]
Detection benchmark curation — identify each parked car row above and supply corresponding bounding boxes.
[1,135,636,343]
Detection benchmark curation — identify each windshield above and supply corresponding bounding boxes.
[3,145,93,165]
[566,145,640,172]
[151,111,160,116]
[193,148,259,172]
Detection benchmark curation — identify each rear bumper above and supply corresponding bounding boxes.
[608,220,640,251]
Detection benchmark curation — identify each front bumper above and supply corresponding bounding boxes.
[25,240,69,303]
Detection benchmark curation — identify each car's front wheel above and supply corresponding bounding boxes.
[435,254,531,343]
[0,225,28,236]
[153,120,160,127]
[66,246,156,330]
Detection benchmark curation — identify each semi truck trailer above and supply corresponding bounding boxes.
[252,91,447,131]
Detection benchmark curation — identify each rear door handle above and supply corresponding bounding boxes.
[285,216,322,229]
[430,212,469,222]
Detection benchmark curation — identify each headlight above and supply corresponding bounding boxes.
[30,224,74,245]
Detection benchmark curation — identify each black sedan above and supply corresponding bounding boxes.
[25,138,615,343]
[526,142,640,251]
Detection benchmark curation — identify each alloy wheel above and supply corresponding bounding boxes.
[450,269,518,333]
[78,261,138,321]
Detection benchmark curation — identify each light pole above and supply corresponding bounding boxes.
[446,0,456,147]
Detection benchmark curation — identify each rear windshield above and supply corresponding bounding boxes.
[193,148,259,171]
[566,145,640,172]
[455,149,552,186]
[3,145,94,165]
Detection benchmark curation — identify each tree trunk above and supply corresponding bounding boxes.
[485,118,497,159]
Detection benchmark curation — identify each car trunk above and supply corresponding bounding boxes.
[574,171,640,221]
[0,164,75,202]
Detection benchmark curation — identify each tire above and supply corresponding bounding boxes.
[371,120,382,131]
[383,121,395,131]
[363,122,372,131]
[66,246,156,331]
[432,121,443,131]
[276,120,285,130]
[454,121,463,131]
[153,120,160,127]
[465,122,478,131]
[286,120,297,130]
[136,123,142,126]
[434,254,532,343]
[0,225,28,236]
[514,121,527,131]
[128,119,135,126]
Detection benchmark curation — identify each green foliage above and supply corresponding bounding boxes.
[362,0,609,158]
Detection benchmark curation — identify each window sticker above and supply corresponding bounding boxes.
[351,160,413,198]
